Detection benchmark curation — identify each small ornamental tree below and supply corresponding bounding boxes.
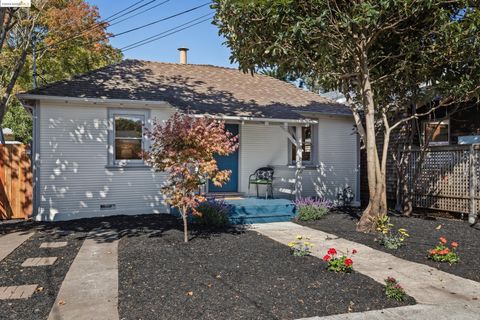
[145,113,238,242]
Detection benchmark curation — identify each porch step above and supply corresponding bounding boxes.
[170,198,297,224]
[207,192,245,199]
[224,198,296,224]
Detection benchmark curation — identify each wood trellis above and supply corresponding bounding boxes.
[405,144,479,222]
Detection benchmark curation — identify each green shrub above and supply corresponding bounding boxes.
[295,197,334,221]
[297,205,328,221]
[193,199,231,228]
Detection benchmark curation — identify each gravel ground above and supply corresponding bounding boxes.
[0,227,86,320]
[118,216,414,320]
[296,210,480,282]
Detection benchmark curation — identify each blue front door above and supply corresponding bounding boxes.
[208,124,239,192]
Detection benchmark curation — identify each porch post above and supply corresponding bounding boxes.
[295,125,303,201]
[469,144,478,225]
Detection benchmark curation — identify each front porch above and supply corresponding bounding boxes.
[214,196,296,224]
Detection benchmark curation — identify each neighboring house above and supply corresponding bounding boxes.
[18,54,359,221]
[360,102,480,220]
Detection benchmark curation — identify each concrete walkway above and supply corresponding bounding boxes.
[300,304,480,320]
[253,222,480,318]
[0,231,34,262]
[48,230,119,320]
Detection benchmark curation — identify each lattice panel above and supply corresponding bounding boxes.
[407,146,473,213]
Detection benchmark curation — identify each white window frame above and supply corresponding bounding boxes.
[108,108,150,167]
[288,124,316,165]
[424,119,450,146]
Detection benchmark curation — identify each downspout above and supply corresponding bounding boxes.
[21,100,38,219]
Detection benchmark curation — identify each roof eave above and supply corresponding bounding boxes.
[191,114,318,124]
[16,94,170,107]
[16,94,350,123]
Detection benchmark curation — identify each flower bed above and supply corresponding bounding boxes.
[296,209,480,282]
[118,215,414,319]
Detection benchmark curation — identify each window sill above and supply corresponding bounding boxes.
[271,164,320,170]
[105,164,153,171]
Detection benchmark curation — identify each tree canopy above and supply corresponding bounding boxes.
[213,0,480,230]
[1,0,122,142]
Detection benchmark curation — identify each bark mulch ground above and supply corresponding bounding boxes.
[296,209,480,282]
[0,214,179,320]
[0,227,86,320]
[118,215,414,320]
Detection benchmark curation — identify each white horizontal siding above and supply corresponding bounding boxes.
[238,124,288,197]
[238,118,359,202]
[37,101,175,221]
[36,101,359,221]
[315,117,358,200]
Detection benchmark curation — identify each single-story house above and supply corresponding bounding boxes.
[18,53,359,221]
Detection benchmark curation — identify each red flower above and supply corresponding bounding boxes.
[327,248,337,255]
[439,237,447,244]
[352,249,358,254]
[323,255,331,261]
[451,242,458,248]
[430,249,437,255]
[344,258,353,267]
[386,277,396,283]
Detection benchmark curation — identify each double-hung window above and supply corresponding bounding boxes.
[290,125,314,164]
[109,109,149,166]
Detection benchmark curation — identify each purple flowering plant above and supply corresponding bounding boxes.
[295,197,334,221]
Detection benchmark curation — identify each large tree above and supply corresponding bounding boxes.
[1,0,121,142]
[213,0,480,231]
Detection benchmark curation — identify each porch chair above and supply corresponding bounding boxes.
[248,167,274,199]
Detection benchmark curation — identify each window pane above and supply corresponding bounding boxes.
[425,122,449,144]
[303,126,312,161]
[115,115,143,138]
[291,126,312,162]
[115,139,142,160]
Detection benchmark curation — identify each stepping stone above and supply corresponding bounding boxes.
[0,232,34,262]
[40,242,68,249]
[21,257,58,267]
[0,285,38,300]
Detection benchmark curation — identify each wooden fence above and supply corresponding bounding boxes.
[0,144,32,220]
[405,144,479,220]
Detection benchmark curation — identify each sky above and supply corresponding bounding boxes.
[87,0,237,68]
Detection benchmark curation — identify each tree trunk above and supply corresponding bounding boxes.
[181,205,189,243]
[355,45,388,232]
[0,48,28,127]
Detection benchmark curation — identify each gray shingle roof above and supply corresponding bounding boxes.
[25,59,351,120]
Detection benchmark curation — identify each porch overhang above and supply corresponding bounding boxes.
[191,114,318,125]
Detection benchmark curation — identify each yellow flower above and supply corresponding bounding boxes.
[296,235,303,240]
[288,242,296,247]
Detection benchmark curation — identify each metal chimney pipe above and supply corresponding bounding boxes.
[178,47,189,64]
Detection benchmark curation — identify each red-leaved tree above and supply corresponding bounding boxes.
[146,113,238,242]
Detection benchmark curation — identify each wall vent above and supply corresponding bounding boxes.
[100,204,116,210]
